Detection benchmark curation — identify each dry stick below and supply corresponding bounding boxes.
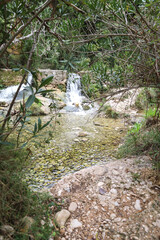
[61,0,86,14]
[67,33,142,45]
[1,74,26,131]
[0,0,52,58]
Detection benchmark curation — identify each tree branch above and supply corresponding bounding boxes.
[61,0,86,14]
[0,0,12,7]
[0,0,52,58]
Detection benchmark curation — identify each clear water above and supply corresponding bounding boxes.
[65,73,84,112]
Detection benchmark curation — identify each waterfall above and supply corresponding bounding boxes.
[0,73,32,103]
[65,73,83,111]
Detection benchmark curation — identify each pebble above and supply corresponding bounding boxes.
[110,213,116,219]
[134,199,142,211]
[69,202,78,212]
[70,219,82,229]
[110,188,118,196]
[0,225,14,236]
[55,209,71,227]
[97,182,104,187]
[143,225,149,232]
[155,219,160,228]
[99,188,106,195]
[41,220,45,226]
[112,169,119,176]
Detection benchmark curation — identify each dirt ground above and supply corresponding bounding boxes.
[50,156,160,240]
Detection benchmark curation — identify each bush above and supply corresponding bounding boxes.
[0,145,59,239]
[101,105,119,119]
[118,121,160,174]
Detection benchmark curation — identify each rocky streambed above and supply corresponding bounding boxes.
[23,112,128,190]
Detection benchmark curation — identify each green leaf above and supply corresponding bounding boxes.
[12,68,20,72]
[25,95,35,109]
[37,89,54,94]
[0,141,15,146]
[20,142,27,148]
[41,119,52,130]
[38,117,42,131]
[35,97,43,106]
[39,75,54,89]
[33,122,37,135]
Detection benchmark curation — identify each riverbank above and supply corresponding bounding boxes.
[49,156,160,240]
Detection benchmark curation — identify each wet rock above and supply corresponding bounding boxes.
[0,225,14,236]
[57,102,66,109]
[70,219,82,229]
[134,199,142,211]
[68,202,78,212]
[0,101,8,107]
[82,104,90,111]
[81,137,88,142]
[55,209,71,227]
[74,138,79,142]
[78,132,88,137]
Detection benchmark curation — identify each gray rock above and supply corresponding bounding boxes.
[0,225,14,236]
[134,199,141,211]
[68,202,78,212]
[70,219,82,229]
[21,216,35,232]
[55,209,71,227]
[0,236,4,240]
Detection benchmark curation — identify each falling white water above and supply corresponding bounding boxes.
[0,73,32,102]
[65,73,84,111]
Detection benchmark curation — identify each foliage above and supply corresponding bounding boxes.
[118,120,160,174]
[135,88,160,110]
[0,145,59,239]
[0,0,159,94]
[0,70,54,147]
[102,105,119,119]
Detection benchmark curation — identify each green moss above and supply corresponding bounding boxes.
[103,105,119,119]
[57,84,66,92]
[0,70,23,87]
[29,103,46,116]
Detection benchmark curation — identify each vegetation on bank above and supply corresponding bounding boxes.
[0,145,61,239]
[118,107,160,176]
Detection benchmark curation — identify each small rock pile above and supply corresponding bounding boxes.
[50,156,160,240]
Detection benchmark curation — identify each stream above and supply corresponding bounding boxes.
[0,72,128,191]
[23,112,128,190]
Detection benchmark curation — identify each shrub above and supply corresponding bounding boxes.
[0,145,59,239]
